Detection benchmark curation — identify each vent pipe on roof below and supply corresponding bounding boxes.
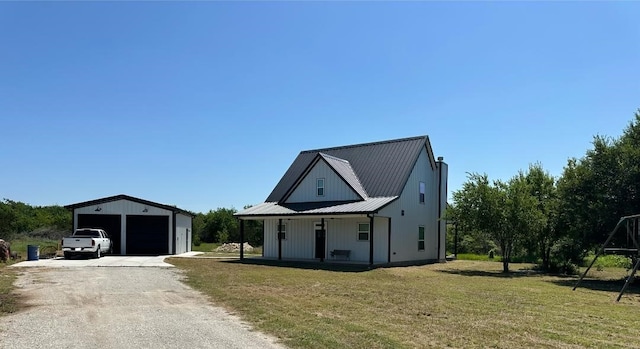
[437,156,444,161]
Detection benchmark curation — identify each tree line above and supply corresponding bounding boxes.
[192,207,263,247]
[0,199,71,240]
[449,110,640,273]
[0,199,263,247]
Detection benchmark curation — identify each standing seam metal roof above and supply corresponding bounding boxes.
[319,153,368,200]
[266,136,430,202]
[235,197,399,217]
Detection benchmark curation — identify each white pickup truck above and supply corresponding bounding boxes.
[62,228,113,259]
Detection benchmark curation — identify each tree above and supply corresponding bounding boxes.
[242,205,264,247]
[452,172,544,272]
[452,174,510,272]
[555,111,640,261]
[524,163,558,270]
[196,208,239,243]
[0,202,17,240]
[503,172,545,272]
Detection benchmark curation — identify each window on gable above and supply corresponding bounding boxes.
[317,178,325,197]
[418,226,425,251]
[419,182,425,204]
[277,223,286,240]
[357,223,370,241]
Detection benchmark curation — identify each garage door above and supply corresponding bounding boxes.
[77,214,122,255]
[126,215,169,255]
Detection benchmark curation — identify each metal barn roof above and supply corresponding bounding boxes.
[267,136,434,202]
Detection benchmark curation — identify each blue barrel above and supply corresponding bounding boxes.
[27,245,39,261]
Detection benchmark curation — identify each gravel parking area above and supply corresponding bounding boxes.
[0,267,285,349]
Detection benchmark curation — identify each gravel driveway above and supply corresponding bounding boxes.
[0,267,285,349]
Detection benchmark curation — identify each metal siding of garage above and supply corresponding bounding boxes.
[175,213,192,254]
[71,199,173,255]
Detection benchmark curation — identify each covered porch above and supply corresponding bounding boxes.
[236,197,397,265]
[236,199,397,266]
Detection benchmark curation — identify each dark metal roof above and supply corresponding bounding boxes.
[266,136,432,202]
[64,194,195,217]
[319,153,368,199]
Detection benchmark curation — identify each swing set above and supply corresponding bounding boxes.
[573,214,640,302]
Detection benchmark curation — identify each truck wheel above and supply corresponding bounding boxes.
[64,252,71,259]
[95,247,101,259]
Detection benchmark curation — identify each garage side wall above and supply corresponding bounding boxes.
[175,213,192,255]
[72,199,173,255]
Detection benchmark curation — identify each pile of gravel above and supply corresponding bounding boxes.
[215,243,254,253]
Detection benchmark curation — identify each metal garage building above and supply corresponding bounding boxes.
[65,195,194,255]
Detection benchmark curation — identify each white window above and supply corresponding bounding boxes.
[317,178,325,197]
[419,182,425,204]
[357,223,370,241]
[277,223,286,240]
[418,226,425,251]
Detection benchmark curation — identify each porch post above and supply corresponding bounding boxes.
[320,218,325,262]
[369,215,374,266]
[278,218,282,261]
[239,219,244,260]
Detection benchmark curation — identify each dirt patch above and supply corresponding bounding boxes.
[215,243,254,253]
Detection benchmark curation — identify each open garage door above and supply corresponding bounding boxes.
[126,215,169,255]
[77,214,121,255]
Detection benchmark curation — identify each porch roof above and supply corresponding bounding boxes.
[235,196,398,218]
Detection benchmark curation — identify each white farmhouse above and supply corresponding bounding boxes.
[235,136,448,265]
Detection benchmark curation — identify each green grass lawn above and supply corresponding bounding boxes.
[169,258,640,349]
[455,253,502,261]
[191,242,221,252]
[192,243,263,257]
[9,238,60,259]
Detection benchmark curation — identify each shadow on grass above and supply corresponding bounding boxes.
[553,278,640,295]
[436,268,543,278]
[220,258,373,273]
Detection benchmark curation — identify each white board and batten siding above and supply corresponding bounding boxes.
[380,147,444,262]
[263,217,389,263]
[285,160,360,203]
[264,219,314,259]
[175,213,192,255]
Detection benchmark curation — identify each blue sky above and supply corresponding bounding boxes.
[1,2,639,214]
